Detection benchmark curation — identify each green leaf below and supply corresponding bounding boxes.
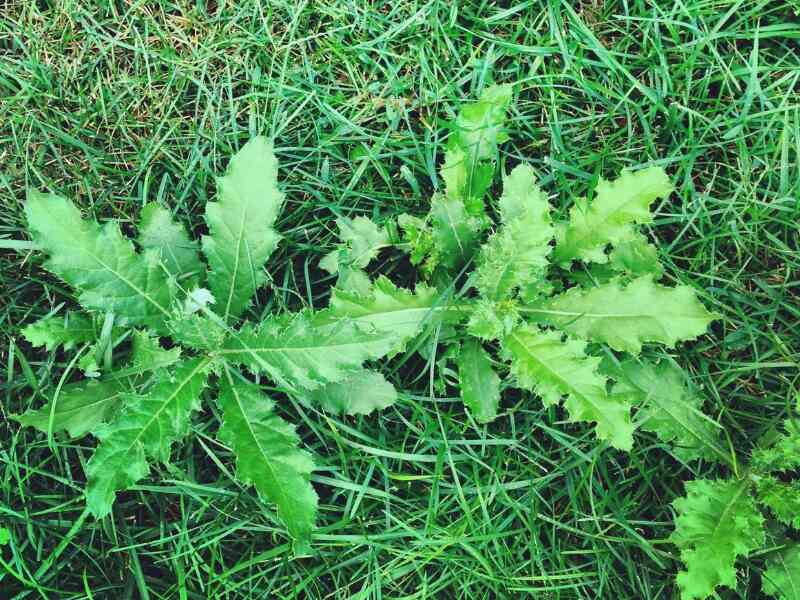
[754,477,800,529]
[22,312,97,351]
[466,298,520,341]
[218,375,317,551]
[430,194,486,271]
[169,314,228,352]
[452,84,513,162]
[603,359,726,463]
[752,420,800,473]
[763,545,800,600]
[530,276,718,354]
[502,326,634,450]
[220,310,400,391]
[138,203,203,284]
[475,164,554,301]
[202,137,285,321]
[329,275,458,350]
[609,234,664,279]
[671,478,764,600]
[441,145,494,216]
[25,191,174,328]
[130,330,181,373]
[320,216,388,274]
[12,378,128,438]
[458,340,501,423]
[552,167,673,266]
[397,213,435,273]
[85,358,210,517]
[305,370,398,415]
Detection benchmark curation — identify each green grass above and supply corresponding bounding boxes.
[1,1,799,598]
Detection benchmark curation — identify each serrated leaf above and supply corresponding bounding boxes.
[603,359,726,463]
[754,477,800,529]
[218,375,317,550]
[752,420,800,473]
[306,369,398,415]
[320,216,388,274]
[530,276,718,354]
[329,275,459,350]
[452,84,513,162]
[430,194,486,271]
[22,312,97,351]
[763,545,800,599]
[12,378,128,438]
[441,145,494,216]
[138,203,203,284]
[609,234,664,278]
[552,167,673,266]
[397,213,435,272]
[25,191,174,328]
[130,330,181,373]
[169,314,228,352]
[85,358,210,517]
[458,340,501,423]
[202,137,285,321]
[475,164,554,301]
[671,478,764,600]
[502,326,634,450]
[220,310,400,390]
[466,298,520,341]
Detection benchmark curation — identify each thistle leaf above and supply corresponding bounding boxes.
[609,234,664,279]
[452,84,514,162]
[552,167,673,266]
[12,378,128,438]
[531,276,718,354]
[138,203,203,284]
[220,310,400,390]
[603,359,726,463]
[85,358,210,517]
[25,191,174,328]
[475,164,554,301]
[671,478,764,600]
[202,137,285,321]
[320,216,388,275]
[218,375,317,551]
[430,194,486,271]
[754,477,800,529]
[329,275,458,350]
[306,369,397,415]
[763,545,800,600]
[458,340,501,423]
[502,326,634,450]
[22,312,97,352]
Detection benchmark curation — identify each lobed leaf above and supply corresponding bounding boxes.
[763,545,800,600]
[457,340,501,423]
[552,167,673,266]
[202,137,285,321]
[25,191,174,329]
[218,375,317,552]
[22,311,97,352]
[604,359,726,463]
[671,478,764,600]
[220,310,400,391]
[12,378,128,438]
[329,275,459,350]
[138,203,203,285]
[474,164,553,301]
[320,215,388,275]
[530,276,718,354]
[85,358,210,517]
[502,326,634,450]
[305,369,397,416]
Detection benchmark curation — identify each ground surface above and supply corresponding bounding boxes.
[1,1,799,598]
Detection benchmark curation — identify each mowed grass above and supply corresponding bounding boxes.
[1,1,799,598]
